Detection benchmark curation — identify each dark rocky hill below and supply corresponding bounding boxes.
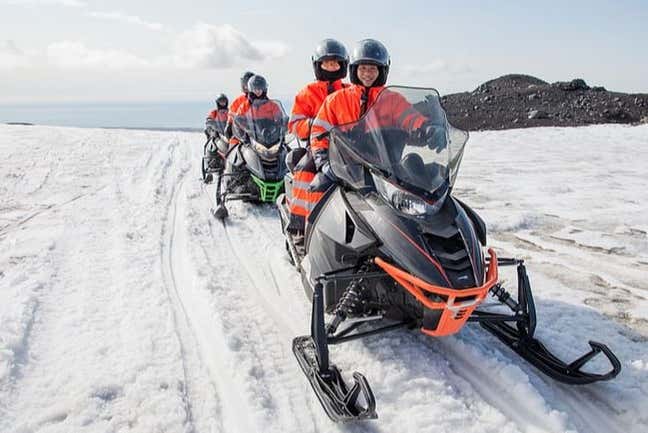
[442,74,648,131]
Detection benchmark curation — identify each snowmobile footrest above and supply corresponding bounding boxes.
[481,321,621,384]
[293,336,377,422]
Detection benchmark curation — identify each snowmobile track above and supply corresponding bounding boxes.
[0,186,107,238]
[160,173,200,433]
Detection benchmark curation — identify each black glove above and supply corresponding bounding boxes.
[410,123,435,142]
[411,123,447,153]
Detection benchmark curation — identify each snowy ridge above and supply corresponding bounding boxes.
[1,124,647,432]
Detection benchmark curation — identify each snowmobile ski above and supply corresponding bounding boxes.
[293,283,377,422]
[474,258,621,384]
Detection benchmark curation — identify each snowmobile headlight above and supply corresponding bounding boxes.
[252,139,281,159]
[372,173,446,217]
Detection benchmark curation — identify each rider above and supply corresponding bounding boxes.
[305,39,434,212]
[230,74,285,142]
[205,93,229,139]
[285,38,349,236]
[226,71,255,147]
[207,93,229,121]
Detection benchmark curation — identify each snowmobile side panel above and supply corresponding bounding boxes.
[357,195,459,288]
[215,137,229,155]
[240,145,265,179]
[451,197,486,285]
[305,187,380,309]
[453,197,487,246]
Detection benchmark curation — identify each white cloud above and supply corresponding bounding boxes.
[87,11,165,32]
[0,23,289,72]
[3,0,86,7]
[1,39,152,70]
[46,41,150,69]
[172,23,289,69]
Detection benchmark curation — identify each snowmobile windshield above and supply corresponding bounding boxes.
[206,117,227,135]
[233,99,288,147]
[328,86,468,201]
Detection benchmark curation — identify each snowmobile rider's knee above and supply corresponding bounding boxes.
[309,161,336,193]
[286,148,308,173]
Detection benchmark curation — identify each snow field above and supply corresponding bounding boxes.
[1,123,647,432]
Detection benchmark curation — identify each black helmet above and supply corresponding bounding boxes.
[215,93,228,109]
[311,38,348,82]
[247,75,268,100]
[240,71,255,92]
[349,39,390,87]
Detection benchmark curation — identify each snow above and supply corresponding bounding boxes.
[1,122,647,432]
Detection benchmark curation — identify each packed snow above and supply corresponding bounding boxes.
[1,123,647,433]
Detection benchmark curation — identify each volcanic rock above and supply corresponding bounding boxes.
[442,74,648,130]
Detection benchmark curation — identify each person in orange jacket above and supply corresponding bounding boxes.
[305,39,432,212]
[226,70,256,146]
[205,93,229,139]
[285,39,349,235]
[230,75,285,142]
[207,93,229,121]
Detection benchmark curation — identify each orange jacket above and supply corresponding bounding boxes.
[288,80,347,141]
[310,85,427,153]
[207,108,228,122]
[228,94,247,123]
[227,93,248,145]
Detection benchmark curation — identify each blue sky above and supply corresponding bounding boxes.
[1,0,647,104]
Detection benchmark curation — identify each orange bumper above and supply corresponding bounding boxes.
[374,248,499,337]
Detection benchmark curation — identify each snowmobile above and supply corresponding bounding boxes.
[276,86,621,422]
[213,99,290,220]
[202,117,229,183]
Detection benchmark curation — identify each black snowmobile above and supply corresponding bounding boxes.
[202,116,229,183]
[213,99,290,220]
[276,86,621,422]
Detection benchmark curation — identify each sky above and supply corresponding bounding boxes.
[1,0,647,106]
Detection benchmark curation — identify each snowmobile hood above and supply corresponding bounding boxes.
[355,193,485,289]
